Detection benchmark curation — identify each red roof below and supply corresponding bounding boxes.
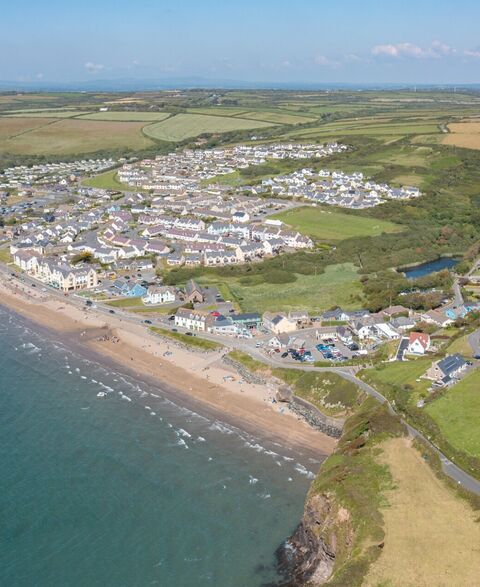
[408,331,430,349]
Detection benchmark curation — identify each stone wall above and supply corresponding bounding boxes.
[289,396,344,439]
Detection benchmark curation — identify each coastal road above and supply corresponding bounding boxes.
[2,263,480,496]
[468,328,480,358]
[238,350,480,495]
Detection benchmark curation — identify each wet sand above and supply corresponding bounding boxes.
[0,278,336,460]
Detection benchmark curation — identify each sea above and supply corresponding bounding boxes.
[0,305,319,587]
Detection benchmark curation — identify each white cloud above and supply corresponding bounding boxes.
[431,40,454,56]
[36,73,44,80]
[371,41,463,60]
[464,49,480,58]
[345,53,362,62]
[372,43,425,58]
[84,61,106,73]
[314,54,331,65]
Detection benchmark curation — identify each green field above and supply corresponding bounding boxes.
[143,113,275,142]
[79,111,172,122]
[83,169,132,190]
[360,358,432,400]
[271,206,401,241]
[198,263,363,313]
[4,110,92,118]
[234,110,316,125]
[106,296,143,307]
[426,370,480,457]
[0,118,154,155]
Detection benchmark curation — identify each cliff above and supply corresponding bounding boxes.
[275,398,405,586]
[276,493,352,586]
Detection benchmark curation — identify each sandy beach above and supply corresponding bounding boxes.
[0,277,336,460]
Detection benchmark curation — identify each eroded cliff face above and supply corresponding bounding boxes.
[275,493,352,586]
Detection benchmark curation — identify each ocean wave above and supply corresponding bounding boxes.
[294,464,315,479]
[209,421,234,435]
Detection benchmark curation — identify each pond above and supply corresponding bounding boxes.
[402,257,459,280]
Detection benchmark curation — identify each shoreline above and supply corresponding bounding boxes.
[0,280,336,462]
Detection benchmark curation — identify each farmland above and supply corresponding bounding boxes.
[0,118,155,155]
[3,109,92,118]
[142,113,275,142]
[0,117,59,140]
[79,111,172,122]
[271,206,401,241]
[426,369,480,458]
[364,437,480,587]
[443,120,480,150]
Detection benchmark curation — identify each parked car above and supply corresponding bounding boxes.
[144,319,152,324]
[109,309,115,314]
[186,332,193,336]
[281,351,289,358]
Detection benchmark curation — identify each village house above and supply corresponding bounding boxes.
[263,312,297,334]
[174,308,210,331]
[425,354,469,386]
[406,332,431,356]
[142,286,177,305]
[184,280,205,304]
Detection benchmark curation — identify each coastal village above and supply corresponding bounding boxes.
[1,141,478,397]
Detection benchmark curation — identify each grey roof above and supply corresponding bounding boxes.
[437,354,467,376]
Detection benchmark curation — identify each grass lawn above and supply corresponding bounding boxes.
[82,169,132,191]
[106,297,143,307]
[426,369,480,458]
[445,334,473,357]
[364,437,480,587]
[129,305,177,315]
[149,326,221,351]
[0,248,12,263]
[360,357,432,401]
[271,206,401,241]
[199,263,363,314]
[142,113,275,142]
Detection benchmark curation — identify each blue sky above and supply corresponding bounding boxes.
[2,0,480,84]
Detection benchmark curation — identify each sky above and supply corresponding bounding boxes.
[1,0,480,85]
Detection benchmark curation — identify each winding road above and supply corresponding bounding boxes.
[2,260,480,496]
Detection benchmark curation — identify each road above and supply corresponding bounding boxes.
[2,262,480,496]
[468,328,480,358]
[453,277,464,307]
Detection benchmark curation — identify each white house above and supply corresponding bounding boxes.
[407,332,431,356]
[142,286,177,305]
[174,308,210,331]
